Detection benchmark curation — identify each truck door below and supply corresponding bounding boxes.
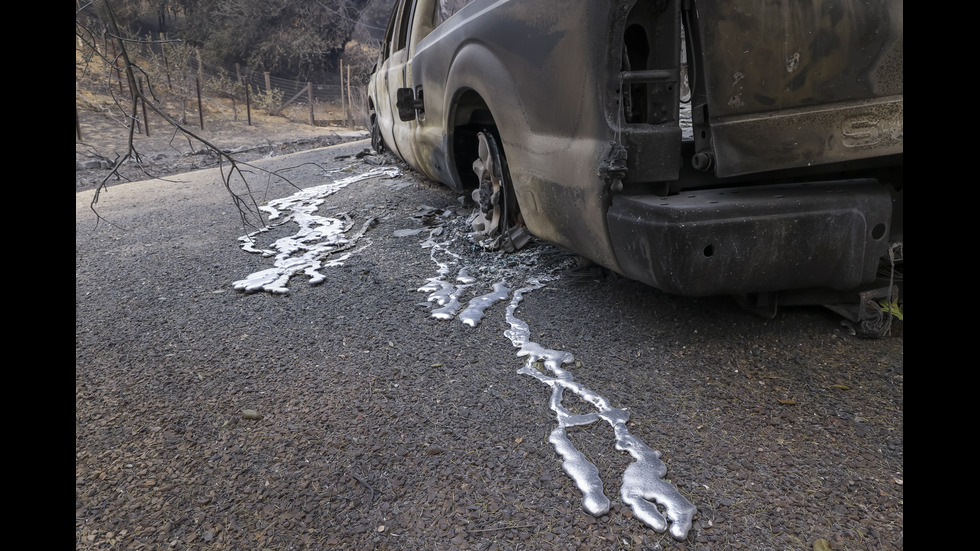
[378,0,420,168]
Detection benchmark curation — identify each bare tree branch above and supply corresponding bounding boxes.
[78,0,310,232]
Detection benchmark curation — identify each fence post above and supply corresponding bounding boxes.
[196,76,204,130]
[264,72,276,114]
[245,79,252,126]
[339,60,346,128]
[347,65,353,128]
[308,82,314,126]
[139,78,150,137]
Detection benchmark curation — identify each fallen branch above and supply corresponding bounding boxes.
[81,1,301,233]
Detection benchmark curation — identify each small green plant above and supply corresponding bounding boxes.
[205,67,244,99]
[879,297,903,321]
[253,87,284,115]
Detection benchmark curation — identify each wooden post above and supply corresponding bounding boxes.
[347,65,353,128]
[308,82,315,126]
[195,47,205,122]
[245,80,252,126]
[236,63,252,125]
[76,106,83,141]
[139,78,150,137]
[339,60,346,128]
[264,72,274,114]
[196,76,204,130]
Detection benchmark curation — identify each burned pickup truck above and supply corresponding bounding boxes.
[367,0,903,327]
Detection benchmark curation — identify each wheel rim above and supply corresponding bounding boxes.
[469,130,530,251]
[471,131,504,237]
[371,116,386,154]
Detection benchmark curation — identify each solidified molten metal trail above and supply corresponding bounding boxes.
[504,278,697,540]
[233,167,399,294]
[415,243,698,540]
[233,167,697,540]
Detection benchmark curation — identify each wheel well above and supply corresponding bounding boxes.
[450,90,497,190]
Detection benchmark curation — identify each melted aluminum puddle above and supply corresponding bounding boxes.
[504,278,696,540]
[417,236,696,540]
[231,179,696,539]
[233,167,399,293]
[417,231,511,326]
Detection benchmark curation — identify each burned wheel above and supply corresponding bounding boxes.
[370,115,387,154]
[469,130,528,251]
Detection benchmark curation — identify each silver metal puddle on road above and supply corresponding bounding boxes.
[232,166,400,293]
[418,235,696,540]
[231,174,696,540]
[418,232,511,326]
[504,278,696,540]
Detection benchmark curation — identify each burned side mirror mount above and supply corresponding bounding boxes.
[396,87,424,121]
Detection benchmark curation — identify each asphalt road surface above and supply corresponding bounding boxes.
[76,139,903,550]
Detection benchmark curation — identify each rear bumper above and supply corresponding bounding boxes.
[606,179,894,296]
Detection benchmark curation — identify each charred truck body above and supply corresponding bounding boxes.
[368,0,903,321]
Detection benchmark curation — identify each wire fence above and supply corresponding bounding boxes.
[155,47,368,127]
[76,21,371,134]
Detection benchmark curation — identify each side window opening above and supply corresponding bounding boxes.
[383,0,471,61]
[394,0,415,51]
[379,0,404,61]
[409,0,439,48]
[407,0,466,48]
